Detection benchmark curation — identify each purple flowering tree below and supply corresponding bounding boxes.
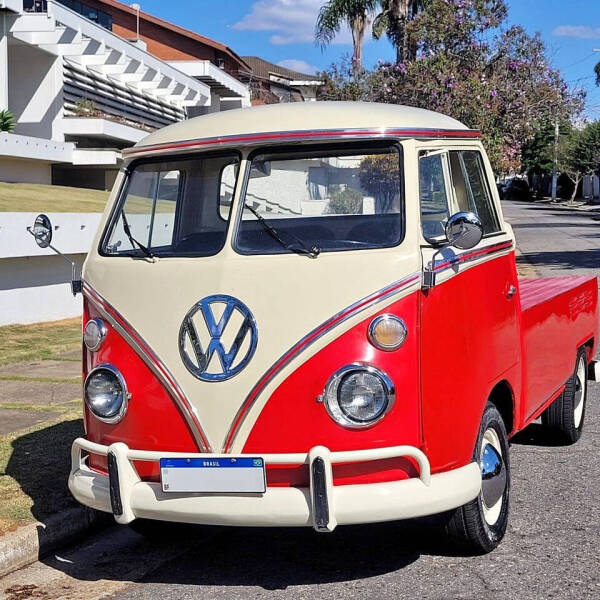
[318,0,583,173]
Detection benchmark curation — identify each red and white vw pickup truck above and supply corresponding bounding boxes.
[33,102,598,554]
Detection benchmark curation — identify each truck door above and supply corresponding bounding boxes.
[418,146,521,472]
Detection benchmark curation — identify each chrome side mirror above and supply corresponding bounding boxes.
[26,214,82,296]
[423,212,483,289]
[32,214,53,248]
[445,212,483,250]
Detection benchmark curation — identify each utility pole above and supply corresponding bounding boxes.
[551,118,559,202]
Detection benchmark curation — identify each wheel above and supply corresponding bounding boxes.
[541,348,587,444]
[445,402,510,554]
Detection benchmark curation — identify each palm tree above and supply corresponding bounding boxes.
[373,0,427,64]
[315,0,380,73]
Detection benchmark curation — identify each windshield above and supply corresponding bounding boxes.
[235,144,404,255]
[102,153,239,257]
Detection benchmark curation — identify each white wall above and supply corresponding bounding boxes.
[8,41,64,141]
[0,156,52,184]
[0,212,102,325]
[0,254,84,325]
[0,212,102,258]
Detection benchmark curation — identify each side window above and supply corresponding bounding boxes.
[419,151,451,241]
[107,168,180,253]
[448,150,500,235]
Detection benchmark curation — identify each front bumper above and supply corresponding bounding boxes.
[69,438,481,532]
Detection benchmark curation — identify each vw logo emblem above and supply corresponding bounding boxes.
[179,295,258,382]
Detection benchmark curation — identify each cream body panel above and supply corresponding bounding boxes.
[84,247,421,451]
[132,102,470,150]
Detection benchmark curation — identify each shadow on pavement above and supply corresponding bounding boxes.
[3,419,93,554]
[511,222,600,229]
[38,517,470,590]
[510,423,566,447]
[516,249,600,270]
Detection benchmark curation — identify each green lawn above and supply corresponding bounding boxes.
[0,318,84,535]
[0,182,110,213]
[0,318,81,365]
[0,413,83,535]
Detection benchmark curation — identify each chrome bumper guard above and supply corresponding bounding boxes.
[69,438,481,531]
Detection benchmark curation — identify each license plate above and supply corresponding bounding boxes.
[160,457,266,493]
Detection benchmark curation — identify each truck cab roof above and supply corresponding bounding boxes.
[129,102,475,157]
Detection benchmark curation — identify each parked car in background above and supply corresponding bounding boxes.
[497,177,532,201]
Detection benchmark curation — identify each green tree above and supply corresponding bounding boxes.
[521,121,559,175]
[319,1,583,174]
[315,0,379,73]
[372,0,427,63]
[0,109,16,133]
[326,186,364,214]
[358,154,400,212]
[558,122,600,202]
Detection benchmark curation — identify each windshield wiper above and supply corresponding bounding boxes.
[120,210,154,259]
[244,203,320,259]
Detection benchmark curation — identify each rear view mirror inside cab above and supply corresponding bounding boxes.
[250,159,271,178]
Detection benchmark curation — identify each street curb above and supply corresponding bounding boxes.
[531,199,600,212]
[0,506,112,578]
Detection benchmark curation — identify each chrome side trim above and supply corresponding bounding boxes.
[432,240,513,276]
[222,271,421,452]
[82,281,212,452]
[124,127,482,159]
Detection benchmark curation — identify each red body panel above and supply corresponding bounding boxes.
[519,276,598,425]
[83,299,198,478]
[420,253,522,473]
[243,292,421,485]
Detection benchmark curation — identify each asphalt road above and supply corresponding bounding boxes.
[2,200,600,600]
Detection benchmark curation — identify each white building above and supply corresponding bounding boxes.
[0,0,250,189]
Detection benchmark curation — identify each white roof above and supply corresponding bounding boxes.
[134,102,470,150]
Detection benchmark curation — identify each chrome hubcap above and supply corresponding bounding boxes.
[574,357,586,429]
[480,428,506,526]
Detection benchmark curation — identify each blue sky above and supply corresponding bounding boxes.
[139,0,600,116]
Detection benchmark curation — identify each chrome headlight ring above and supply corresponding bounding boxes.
[84,363,130,424]
[322,363,395,429]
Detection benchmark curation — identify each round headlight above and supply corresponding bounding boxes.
[84,364,129,423]
[323,364,394,428]
[84,318,107,351]
[368,315,407,351]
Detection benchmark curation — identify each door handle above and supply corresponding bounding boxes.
[506,285,517,299]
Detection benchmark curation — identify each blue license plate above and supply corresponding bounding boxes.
[159,457,266,493]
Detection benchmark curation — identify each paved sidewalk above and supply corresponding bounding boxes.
[0,358,81,436]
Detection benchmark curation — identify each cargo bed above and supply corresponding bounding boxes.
[519,276,598,424]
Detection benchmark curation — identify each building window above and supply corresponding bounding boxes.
[56,0,113,30]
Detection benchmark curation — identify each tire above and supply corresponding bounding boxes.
[541,348,587,445]
[445,403,510,554]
